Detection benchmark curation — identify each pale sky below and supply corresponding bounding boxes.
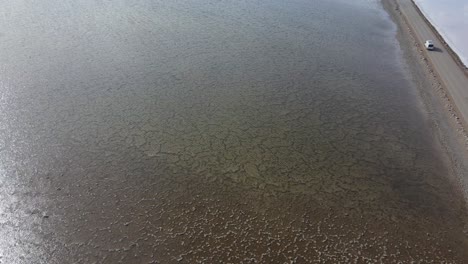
[414,0,468,66]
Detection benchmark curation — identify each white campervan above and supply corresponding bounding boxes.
[425,40,434,50]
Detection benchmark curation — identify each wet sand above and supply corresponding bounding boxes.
[383,0,468,201]
[391,0,468,130]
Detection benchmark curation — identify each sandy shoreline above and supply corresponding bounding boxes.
[385,0,468,133]
[383,0,468,232]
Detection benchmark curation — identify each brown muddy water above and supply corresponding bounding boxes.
[0,0,467,263]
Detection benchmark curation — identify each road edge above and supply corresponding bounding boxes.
[409,0,468,75]
[382,0,468,238]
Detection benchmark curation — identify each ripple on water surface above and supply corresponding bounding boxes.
[0,0,467,262]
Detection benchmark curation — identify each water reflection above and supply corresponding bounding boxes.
[0,0,466,262]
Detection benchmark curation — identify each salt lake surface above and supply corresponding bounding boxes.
[414,0,468,66]
[0,0,467,262]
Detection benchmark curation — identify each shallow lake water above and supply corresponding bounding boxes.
[0,0,467,262]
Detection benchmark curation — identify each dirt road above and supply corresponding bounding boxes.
[397,0,468,126]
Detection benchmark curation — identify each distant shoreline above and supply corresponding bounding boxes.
[384,0,468,132]
[382,0,468,203]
